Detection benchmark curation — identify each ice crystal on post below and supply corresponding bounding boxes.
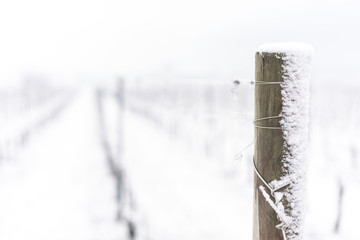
[257,42,313,240]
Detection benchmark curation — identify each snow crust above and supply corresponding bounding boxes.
[259,186,292,225]
[257,43,312,240]
[257,42,314,56]
[279,45,312,240]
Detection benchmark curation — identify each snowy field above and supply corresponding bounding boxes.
[0,87,127,240]
[119,78,360,240]
[1,76,356,240]
[0,1,359,239]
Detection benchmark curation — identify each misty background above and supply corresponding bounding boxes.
[1,0,359,86]
[0,1,359,240]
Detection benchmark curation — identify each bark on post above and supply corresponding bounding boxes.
[253,52,285,240]
[253,44,312,240]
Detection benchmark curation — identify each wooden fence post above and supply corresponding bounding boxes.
[253,44,312,240]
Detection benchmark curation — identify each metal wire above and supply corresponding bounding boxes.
[254,116,282,122]
[235,141,254,161]
[236,78,288,239]
[253,114,290,240]
[252,81,283,85]
[254,125,282,130]
[253,158,291,240]
[235,78,288,238]
[253,158,274,194]
[254,115,282,130]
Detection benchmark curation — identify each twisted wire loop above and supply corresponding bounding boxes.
[277,222,288,240]
[251,81,283,85]
[254,125,282,130]
[252,79,289,239]
[253,158,291,197]
[254,115,282,130]
[253,158,291,240]
[233,80,282,86]
[234,141,254,161]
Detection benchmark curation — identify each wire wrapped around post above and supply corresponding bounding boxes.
[253,44,312,240]
[253,51,289,240]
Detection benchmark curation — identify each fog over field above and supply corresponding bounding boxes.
[0,1,359,240]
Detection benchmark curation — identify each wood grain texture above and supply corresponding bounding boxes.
[253,52,285,240]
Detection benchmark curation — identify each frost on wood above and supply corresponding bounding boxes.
[258,43,313,240]
[257,42,313,56]
[259,186,292,225]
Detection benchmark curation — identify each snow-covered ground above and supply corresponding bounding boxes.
[122,108,252,240]
[0,80,358,240]
[119,78,360,240]
[0,87,126,240]
[305,83,360,240]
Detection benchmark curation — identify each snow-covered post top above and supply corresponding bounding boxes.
[253,43,313,240]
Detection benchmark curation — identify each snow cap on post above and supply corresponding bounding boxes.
[257,42,314,56]
[254,42,313,240]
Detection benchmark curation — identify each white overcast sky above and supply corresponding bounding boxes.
[0,0,359,85]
